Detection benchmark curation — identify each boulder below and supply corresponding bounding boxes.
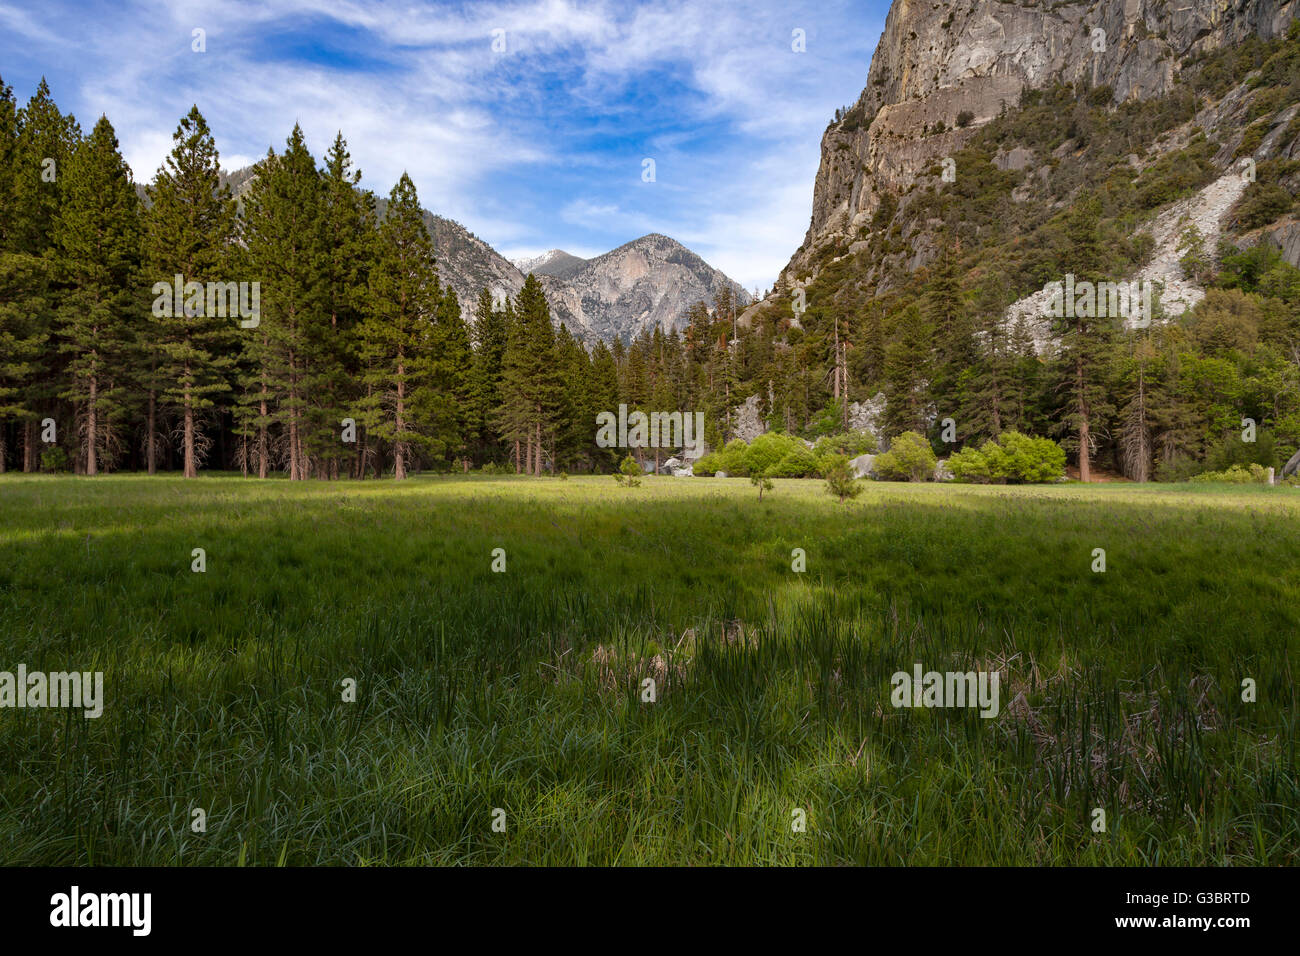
[715,471,729,478]
[672,468,693,477]
[934,459,954,482]
[663,457,682,470]
[849,454,875,478]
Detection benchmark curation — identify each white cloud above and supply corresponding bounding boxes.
[1,0,885,291]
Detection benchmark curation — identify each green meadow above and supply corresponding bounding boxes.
[0,473,1296,865]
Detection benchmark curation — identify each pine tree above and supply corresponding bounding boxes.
[588,339,620,471]
[13,78,79,256]
[884,304,932,435]
[1051,198,1117,482]
[417,283,471,468]
[319,133,375,479]
[0,255,48,472]
[498,274,559,474]
[468,287,509,465]
[11,78,79,470]
[0,76,17,250]
[242,124,330,480]
[142,106,237,477]
[355,172,438,480]
[51,115,142,474]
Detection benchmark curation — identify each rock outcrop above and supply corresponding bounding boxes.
[783,0,1299,285]
[538,234,750,343]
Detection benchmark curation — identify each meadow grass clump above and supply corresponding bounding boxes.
[0,474,1295,864]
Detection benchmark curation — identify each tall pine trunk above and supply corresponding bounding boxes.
[146,391,157,475]
[86,377,98,476]
[23,420,35,472]
[183,396,197,478]
[394,362,407,480]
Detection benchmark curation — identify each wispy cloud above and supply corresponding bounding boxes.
[0,0,887,290]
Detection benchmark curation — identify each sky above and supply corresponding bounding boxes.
[0,0,889,292]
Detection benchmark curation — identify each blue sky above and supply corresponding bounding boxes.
[0,0,888,291]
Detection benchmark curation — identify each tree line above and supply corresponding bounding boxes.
[0,78,762,479]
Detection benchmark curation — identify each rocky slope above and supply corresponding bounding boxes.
[512,249,588,280]
[226,176,744,343]
[535,234,750,342]
[423,212,527,315]
[783,0,1299,285]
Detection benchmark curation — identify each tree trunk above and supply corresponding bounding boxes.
[183,398,197,478]
[87,377,98,476]
[146,391,157,475]
[1078,415,1091,483]
[22,420,35,472]
[514,439,520,474]
[395,362,407,480]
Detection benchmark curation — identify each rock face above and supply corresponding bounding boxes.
[425,213,526,318]
[512,249,589,280]
[537,234,750,343]
[783,0,1299,285]
[230,172,745,344]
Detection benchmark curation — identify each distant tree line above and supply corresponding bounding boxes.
[3,67,1298,483]
[0,78,763,479]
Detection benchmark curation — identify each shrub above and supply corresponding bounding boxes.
[743,432,803,476]
[613,454,643,487]
[873,431,937,481]
[692,438,751,476]
[40,446,68,473]
[822,454,862,503]
[947,444,993,482]
[1188,463,1270,484]
[1236,182,1294,230]
[813,430,878,458]
[946,431,1066,483]
[770,445,820,478]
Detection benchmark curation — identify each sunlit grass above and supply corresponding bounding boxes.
[0,472,1296,864]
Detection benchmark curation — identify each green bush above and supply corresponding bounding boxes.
[947,431,1066,483]
[770,445,820,478]
[40,446,69,473]
[1236,182,1294,230]
[743,432,803,476]
[873,431,936,481]
[947,443,994,482]
[1188,463,1270,484]
[693,438,751,476]
[822,454,862,502]
[812,430,878,458]
[613,454,644,487]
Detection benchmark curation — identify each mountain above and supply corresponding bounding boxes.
[533,234,750,342]
[512,249,588,279]
[221,172,743,342]
[782,0,1299,288]
[422,212,526,317]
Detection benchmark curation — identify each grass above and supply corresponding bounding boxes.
[0,472,1296,865]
